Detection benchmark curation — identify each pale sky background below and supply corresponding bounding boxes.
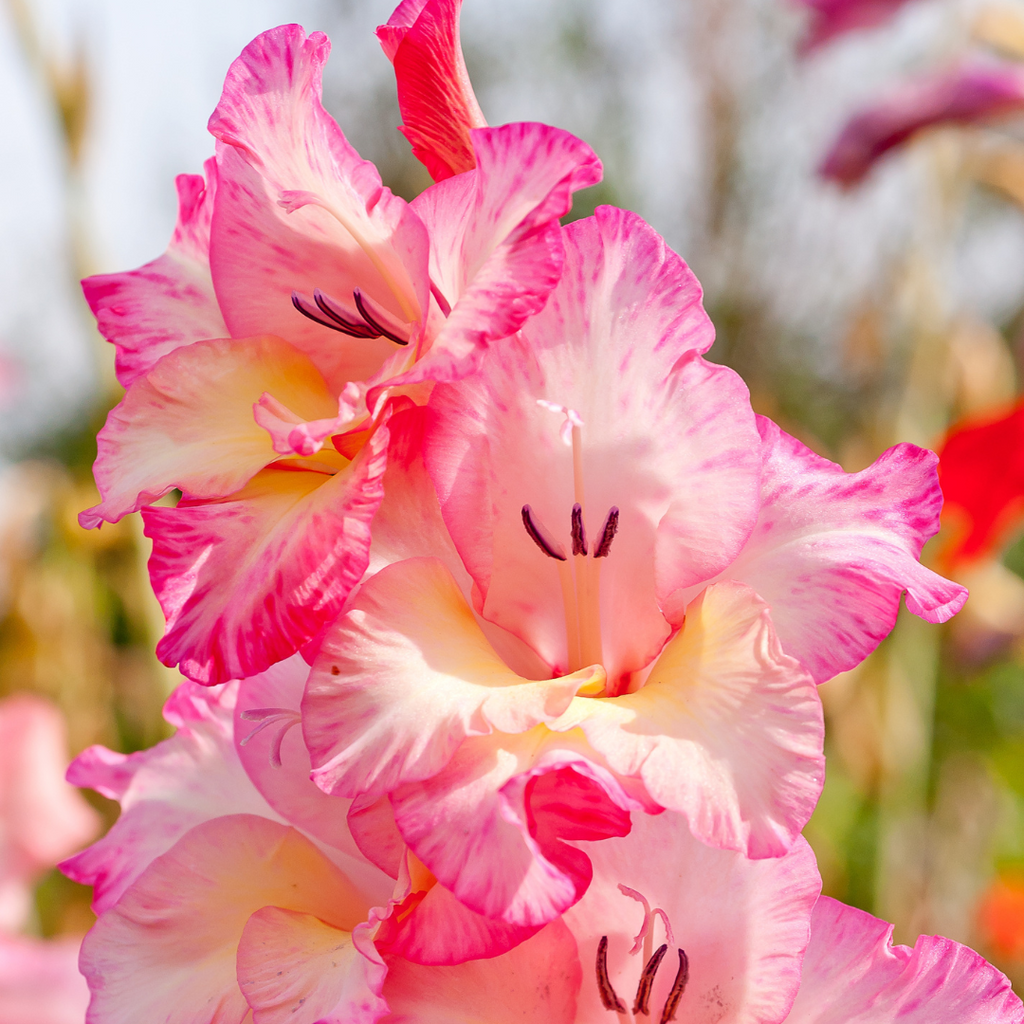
[3,0,1024,453]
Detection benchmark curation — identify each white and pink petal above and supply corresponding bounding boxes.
[303,556,596,798]
[785,896,1024,1023]
[82,158,227,388]
[669,417,968,683]
[145,423,388,686]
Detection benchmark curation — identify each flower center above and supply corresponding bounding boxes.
[595,886,688,1024]
[291,287,410,346]
[522,404,619,678]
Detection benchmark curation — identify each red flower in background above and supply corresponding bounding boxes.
[979,874,1024,962]
[938,401,1024,568]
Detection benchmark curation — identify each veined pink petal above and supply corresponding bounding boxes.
[553,581,825,859]
[390,735,635,926]
[393,124,603,391]
[208,25,430,390]
[379,920,581,1024]
[425,207,760,686]
[80,335,338,529]
[303,556,598,799]
[785,896,1024,1023]
[377,0,487,182]
[237,907,386,1024]
[145,423,389,685]
[61,682,278,913]
[672,418,967,684]
[797,0,919,55]
[821,65,1024,187]
[82,158,227,388]
[79,815,382,1024]
[0,934,90,1024]
[0,695,99,929]
[564,811,820,1024]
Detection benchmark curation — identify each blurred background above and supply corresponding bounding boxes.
[4,0,1024,999]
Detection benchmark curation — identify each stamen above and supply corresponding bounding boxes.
[571,503,588,556]
[292,291,369,336]
[354,288,409,346]
[596,936,627,1015]
[430,280,452,317]
[239,708,302,768]
[633,944,668,1016]
[594,507,620,558]
[313,289,379,337]
[522,505,567,561]
[279,189,420,322]
[658,950,689,1024]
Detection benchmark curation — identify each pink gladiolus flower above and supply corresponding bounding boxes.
[0,694,99,932]
[79,22,601,685]
[796,0,921,55]
[301,206,961,926]
[821,65,1024,187]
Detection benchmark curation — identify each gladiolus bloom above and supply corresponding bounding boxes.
[302,205,962,927]
[80,22,600,686]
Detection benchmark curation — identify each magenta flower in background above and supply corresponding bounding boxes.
[796,0,922,55]
[820,64,1024,186]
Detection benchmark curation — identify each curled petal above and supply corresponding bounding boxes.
[392,123,603,390]
[390,734,635,926]
[81,335,337,528]
[146,423,389,686]
[821,65,1024,187]
[377,0,487,181]
[673,418,967,683]
[785,897,1024,1023]
[304,556,596,798]
[82,158,227,387]
[554,581,824,858]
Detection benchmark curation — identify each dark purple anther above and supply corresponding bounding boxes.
[596,936,627,1014]
[571,503,588,556]
[633,944,668,1016]
[522,505,567,561]
[594,507,620,558]
[313,289,379,337]
[659,949,689,1024]
[353,288,408,346]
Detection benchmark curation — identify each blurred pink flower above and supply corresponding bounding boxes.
[796,0,921,54]
[0,694,99,932]
[79,22,600,686]
[0,934,89,1024]
[821,65,1024,186]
